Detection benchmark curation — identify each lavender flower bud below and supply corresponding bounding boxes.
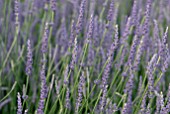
[153,20,160,51]
[116,48,126,71]
[113,3,119,25]
[114,25,119,48]
[69,20,76,47]
[93,16,99,47]
[107,25,119,58]
[94,79,100,85]
[128,35,139,67]
[59,19,68,50]
[156,91,161,114]
[40,58,47,85]
[146,101,151,114]
[14,0,20,26]
[133,38,144,71]
[41,22,49,54]
[99,30,119,111]
[87,43,94,66]
[65,87,71,109]
[142,0,152,49]
[128,10,141,68]
[64,65,69,86]
[130,0,138,26]
[86,14,94,44]
[122,102,132,114]
[140,91,147,114]
[37,57,48,114]
[37,80,48,114]
[70,37,78,70]
[137,76,143,96]
[165,85,170,113]
[22,85,28,100]
[100,85,108,112]
[55,80,60,96]
[107,0,115,22]
[161,27,169,73]
[50,0,56,11]
[121,17,131,44]
[76,71,85,112]
[161,27,168,50]
[160,92,166,114]
[146,54,158,96]
[142,0,152,36]
[17,92,22,114]
[26,39,33,76]
[124,69,134,94]
[76,0,86,35]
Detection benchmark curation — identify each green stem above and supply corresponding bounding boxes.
[44,75,55,114]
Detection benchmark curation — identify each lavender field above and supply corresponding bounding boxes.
[0,0,170,114]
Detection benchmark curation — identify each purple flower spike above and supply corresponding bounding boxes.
[140,91,147,114]
[130,0,138,26]
[41,22,49,54]
[76,0,86,35]
[50,0,56,11]
[153,20,160,51]
[64,65,69,86]
[14,0,20,26]
[107,0,115,22]
[121,17,131,44]
[65,87,71,109]
[165,85,170,113]
[37,57,48,114]
[76,71,85,112]
[100,85,108,112]
[86,14,94,44]
[26,39,33,76]
[146,54,158,97]
[37,79,48,114]
[70,37,78,70]
[161,27,169,73]
[69,20,76,48]
[17,92,22,114]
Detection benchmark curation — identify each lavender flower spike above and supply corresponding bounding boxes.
[100,25,119,111]
[165,85,170,113]
[140,91,147,114]
[130,0,138,26]
[69,20,76,47]
[100,85,108,112]
[76,0,86,35]
[37,57,48,114]
[64,65,69,86]
[37,81,47,114]
[107,0,115,22]
[50,0,56,11]
[86,14,94,44]
[26,39,33,76]
[76,71,85,112]
[17,92,22,114]
[160,27,169,73]
[14,0,19,26]
[146,53,158,97]
[41,22,49,54]
[65,87,71,109]
[70,37,78,70]
[162,27,169,46]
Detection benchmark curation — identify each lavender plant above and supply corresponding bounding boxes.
[1,0,170,114]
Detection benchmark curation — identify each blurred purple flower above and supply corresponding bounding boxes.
[17,92,22,114]
[26,39,33,76]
